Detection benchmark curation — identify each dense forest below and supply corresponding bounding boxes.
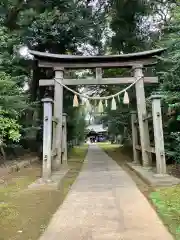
[0,0,179,165]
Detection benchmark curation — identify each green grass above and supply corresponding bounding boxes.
[150,186,180,240]
[98,142,120,149]
[0,145,88,240]
[100,143,180,240]
[0,164,41,202]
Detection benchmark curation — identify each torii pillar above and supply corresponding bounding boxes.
[134,65,152,167]
[42,97,53,181]
[52,68,64,170]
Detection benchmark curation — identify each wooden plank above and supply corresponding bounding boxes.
[39,77,158,86]
[135,145,141,151]
[51,150,57,158]
[143,114,152,121]
[96,68,102,80]
[52,116,59,124]
[38,59,157,69]
[135,145,155,154]
[149,147,155,154]
[39,79,54,86]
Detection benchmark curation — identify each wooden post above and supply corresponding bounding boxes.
[62,113,68,164]
[96,68,102,84]
[134,65,152,167]
[131,111,140,164]
[52,68,64,170]
[42,98,53,181]
[150,94,166,175]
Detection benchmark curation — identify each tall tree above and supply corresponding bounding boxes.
[155,3,180,163]
[0,0,108,153]
[109,0,149,53]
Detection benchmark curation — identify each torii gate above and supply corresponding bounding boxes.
[29,48,166,181]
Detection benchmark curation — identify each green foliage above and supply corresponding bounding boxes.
[74,107,87,143]
[0,72,27,116]
[0,113,21,142]
[0,72,27,154]
[150,186,180,240]
[0,0,107,153]
[155,4,180,163]
[164,133,180,164]
[22,0,106,145]
[109,0,150,53]
[0,26,29,87]
[66,102,87,145]
[102,109,128,134]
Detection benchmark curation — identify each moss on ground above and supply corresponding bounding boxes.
[0,145,88,240]
[100,143,180,240]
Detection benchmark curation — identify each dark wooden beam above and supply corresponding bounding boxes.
[38,59,157,69]
[29,48,166,69]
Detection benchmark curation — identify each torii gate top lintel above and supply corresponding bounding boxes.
[29,48,166,69]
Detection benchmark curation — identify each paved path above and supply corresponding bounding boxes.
[39,145,174,240]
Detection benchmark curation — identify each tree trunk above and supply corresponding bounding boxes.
[0,144,6,164]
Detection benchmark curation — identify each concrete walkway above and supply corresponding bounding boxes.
[39,145,174,240]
